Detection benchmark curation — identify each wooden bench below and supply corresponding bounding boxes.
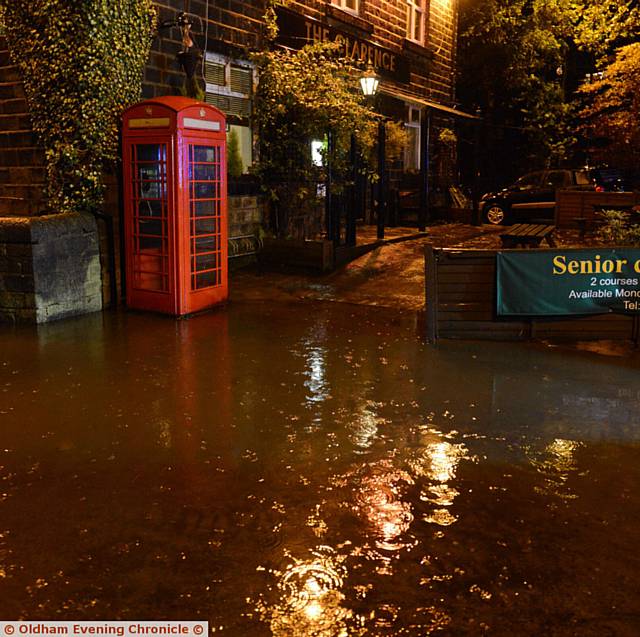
[500,223,556,249]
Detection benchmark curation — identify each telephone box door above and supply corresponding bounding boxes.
[125,139,177,314]
[179,138,227,314]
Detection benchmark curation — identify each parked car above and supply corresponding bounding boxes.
[481,168,597,225]
[589,167,632,193]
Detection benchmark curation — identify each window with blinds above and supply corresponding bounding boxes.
[204,54,253,122]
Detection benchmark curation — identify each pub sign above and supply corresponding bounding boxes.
[275,6,411,85]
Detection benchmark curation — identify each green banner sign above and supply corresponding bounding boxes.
[497,249,640,316]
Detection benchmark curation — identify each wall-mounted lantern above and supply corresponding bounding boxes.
[359,67,380,97]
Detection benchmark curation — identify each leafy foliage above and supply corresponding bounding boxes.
[458,0,640,173]
[597,209,640,247]
[0,0,156,214]
[251,41,379,237]
[384,121,408,162]
[578,43,640,169]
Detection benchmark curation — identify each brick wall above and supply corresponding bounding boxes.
[427,0,457,103]
[0,0,458,305]
[0,39,46,216]
[0,0,458,214]
[147,0,456,105]
[144,0,263,99]
[283,0,457,105]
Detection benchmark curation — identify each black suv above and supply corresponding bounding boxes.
[481,168,594,225]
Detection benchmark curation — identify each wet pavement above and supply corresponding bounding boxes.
[1,302,640,635]
[231,224,610,312]
[233,224,502,310]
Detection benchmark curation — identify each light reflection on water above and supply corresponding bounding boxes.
[0,303,639,634]
[352,460,415,555]
[257,546,355,637]
[527,438,583,500]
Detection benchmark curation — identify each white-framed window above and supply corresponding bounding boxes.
[332,0,360,15]
[204,52,255,172]
[405,106,421,171]
[204,52,254,119]
[406,0,425,44]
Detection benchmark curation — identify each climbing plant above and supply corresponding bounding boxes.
[0,0,156,214]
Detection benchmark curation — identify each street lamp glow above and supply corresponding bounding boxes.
[359,68,379,97]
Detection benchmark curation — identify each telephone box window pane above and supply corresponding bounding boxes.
[195,218,216,234]
[195,236,216,253]
[194,182,216,199]
[195,254,216,270]
[195,272,217,288]
[137,162,164,185]
[193,146,216,163]
[191,164,216,181]
[193,200,215,217]
[139,235,163,250]
[138,199,163,216]
[139,218,163,236]
[136,144,165,162]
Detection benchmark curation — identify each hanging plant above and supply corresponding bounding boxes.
[0,0,157,214]
[438,127,458,146]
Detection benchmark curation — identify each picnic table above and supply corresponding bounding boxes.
[500,223,557,249]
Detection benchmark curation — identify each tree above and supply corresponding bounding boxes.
[0,0,156,214]
[251,42,378,238]
[457,0,640,181]
[578,43,640,169]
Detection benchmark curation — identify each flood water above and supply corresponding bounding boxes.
[1,302,640,635]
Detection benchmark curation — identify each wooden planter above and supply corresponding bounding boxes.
[258,237,335,272]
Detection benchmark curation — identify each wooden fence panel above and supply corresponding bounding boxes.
[556,191,640,230]
[425,246,639,343]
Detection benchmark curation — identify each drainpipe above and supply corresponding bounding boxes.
[325,129,333,242]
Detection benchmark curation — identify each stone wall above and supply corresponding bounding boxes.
[0,213,102,324]
[228,195,264,238]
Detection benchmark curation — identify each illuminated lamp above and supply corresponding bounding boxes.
[359,67,379,97]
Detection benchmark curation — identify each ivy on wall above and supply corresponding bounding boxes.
[0,0,156,214]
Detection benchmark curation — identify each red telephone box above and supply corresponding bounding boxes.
[122,96,227,316]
